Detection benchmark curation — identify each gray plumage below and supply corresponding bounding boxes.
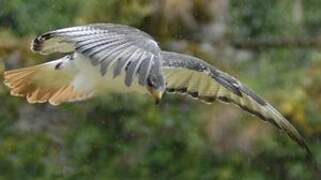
[32,23,163,87]
[161,51,310,156]
[31,23,310,156]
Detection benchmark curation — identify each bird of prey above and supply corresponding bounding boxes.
[3,23,310,156]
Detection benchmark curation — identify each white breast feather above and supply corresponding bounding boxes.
[72,53,147,95]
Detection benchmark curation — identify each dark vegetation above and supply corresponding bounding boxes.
[0,0,321,179]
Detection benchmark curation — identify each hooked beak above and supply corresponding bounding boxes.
[150,89,164,105]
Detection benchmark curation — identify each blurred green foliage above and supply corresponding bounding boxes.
[1,0,321,179]
[78,0,151,26]
[0,0,79,35]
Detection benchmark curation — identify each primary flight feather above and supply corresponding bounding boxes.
[3,23,310,156]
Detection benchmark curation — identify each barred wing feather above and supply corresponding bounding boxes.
[162,51,310,156]
[31,23,162,87]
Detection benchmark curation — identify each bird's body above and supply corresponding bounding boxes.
[72,52,148,96]
[3,23,311,156]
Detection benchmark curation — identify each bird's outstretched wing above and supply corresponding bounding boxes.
[31,23,163,87]
[161,51,310,155]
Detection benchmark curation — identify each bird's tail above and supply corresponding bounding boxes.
[3,58,94,105]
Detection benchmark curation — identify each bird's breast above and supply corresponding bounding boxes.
[72,53,148,95]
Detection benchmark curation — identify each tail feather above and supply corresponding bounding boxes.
[3,59,94,105]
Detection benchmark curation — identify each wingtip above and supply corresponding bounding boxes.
[300,139,313,161]
[30,32,54,53]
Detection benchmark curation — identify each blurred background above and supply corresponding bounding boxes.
[0,0,321,179]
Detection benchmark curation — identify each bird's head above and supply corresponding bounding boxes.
[147,74,166,104]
